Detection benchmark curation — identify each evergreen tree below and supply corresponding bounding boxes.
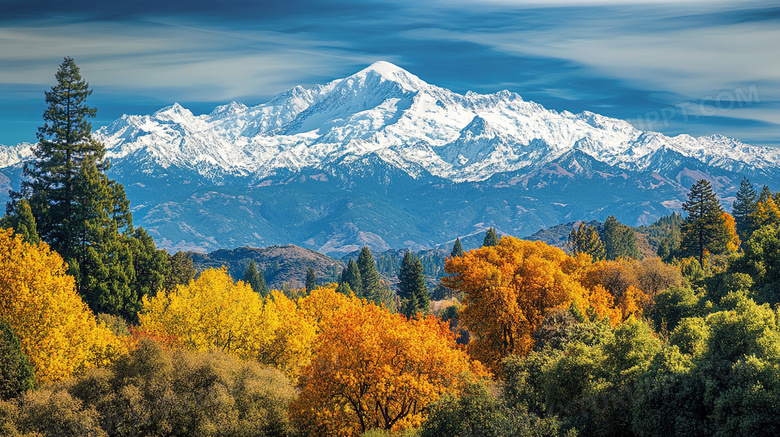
[341,259,363,297]
[243,260,269,296]
[164,251,197,292]
[732,177,758,242]
[335,282,353,295]
[601,216,640,260]
[567,223,606,260]
[357,246,383,303]
[451,238,465,257]
[5,58,163,318]
[0,199,40,245]
[0,320,37,400]
[680,179,729,266]
[9,57,119,259]
[127,228,169,300]
[482,228,500,247]
[398,251,430,317]
[305,267,317,293]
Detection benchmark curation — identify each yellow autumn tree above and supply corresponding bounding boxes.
[138,267,316,379]
[751,194,780,229]
[722,211,741,252]
[0,229,123,385]
[444,237,623,375]
[291,298,485,436]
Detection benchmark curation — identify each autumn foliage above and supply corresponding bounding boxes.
[291,290,485,436]
[0,229,123,385]
[138,267,316,379]
[444,237,639,374]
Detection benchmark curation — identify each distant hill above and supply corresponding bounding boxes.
[189,245,343,289]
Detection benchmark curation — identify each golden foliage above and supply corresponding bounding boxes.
[444,237,631,375]
[0,229,123,385]
[138,267,316,379]
[751,195,780,229]
[291,296,484,436]
[722,212,741,252]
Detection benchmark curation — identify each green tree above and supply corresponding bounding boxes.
[732,177,758,242]
[680,179,729,266]
[356,246,382,300]
[451,238,465,258]
[0,199,39,245]
[482,228,500,247]
[567,223,606,260]
[305,267,317,293]
[398,251,430,317]
[601,215,640,260]
[341,259,363,297]
[6,57,162,319]
[0,321,37,401]
[242,260,269,296]
[164,251,196,292]
[9,57,110,256]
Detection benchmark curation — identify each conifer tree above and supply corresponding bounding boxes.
[680,179,729,266]
[732,177,758,242]
[398,251,430,317]
[0,320,38,400]
[451,238,465,257]
[243,260,269,296]
[9,57,120,259]
[601,216,640,260]
[305,267,317,293]
[6,57,167,317]
[356,246,382,300]
[0,199,39,245]
[341,260,363,297]
[164,251,197,292]
[567,223,606,260]
[482,228,500,247]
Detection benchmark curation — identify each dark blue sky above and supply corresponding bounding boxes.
[1,0,778,146]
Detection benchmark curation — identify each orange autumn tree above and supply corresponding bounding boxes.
[443,237,621,375]
[139,267,316,379]
[291,296,485,436]
[0,229,123,385]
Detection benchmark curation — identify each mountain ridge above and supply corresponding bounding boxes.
[0,61,777,254]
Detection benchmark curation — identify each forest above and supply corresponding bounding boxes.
[3,58,780,437]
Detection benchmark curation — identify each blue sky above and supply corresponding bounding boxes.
[1,0,778,146]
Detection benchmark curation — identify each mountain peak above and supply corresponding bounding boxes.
[352,61,428,92]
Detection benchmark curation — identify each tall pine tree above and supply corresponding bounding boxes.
[732,177,758,242]
[680,179,729,266]
[243,260,269,296]
[567,223,606,260]
[398,251,429,317]
[7,58,168,318]
[0,199,39,245]
[451,238,465,257]
[305,267,317,293]
[341,259,363,297]
[601,216,640,260]
[482,228,500,247]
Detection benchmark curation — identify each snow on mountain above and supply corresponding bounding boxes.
[0,142,34,168]
[17,60,774,184]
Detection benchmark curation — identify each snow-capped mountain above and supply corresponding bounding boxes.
[90,61,780,185]
[1,61,778,253]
